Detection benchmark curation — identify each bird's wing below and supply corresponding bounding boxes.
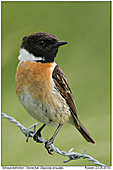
[52,64,78,121]
[52,64,95,144]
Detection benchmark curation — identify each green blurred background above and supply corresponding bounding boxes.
[2,1,111,166]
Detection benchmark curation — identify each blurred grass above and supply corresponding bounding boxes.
[2,1,111,166]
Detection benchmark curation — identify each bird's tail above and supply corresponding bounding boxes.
[76,120,95,144]
[71,113,95,144]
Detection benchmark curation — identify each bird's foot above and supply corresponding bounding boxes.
[45,138,54,155]
[33,130,43,143]
[33,124,46,143]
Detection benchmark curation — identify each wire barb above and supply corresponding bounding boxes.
[2,112,106,166]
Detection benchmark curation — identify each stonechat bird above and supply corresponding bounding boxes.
[15,32,95,154]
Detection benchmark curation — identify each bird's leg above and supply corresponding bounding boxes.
[45,124,63,155]
[33,124,46,143]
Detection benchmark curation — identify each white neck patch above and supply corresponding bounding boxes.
[18,48,45,62]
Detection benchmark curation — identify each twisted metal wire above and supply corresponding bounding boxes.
[2,112,105,166]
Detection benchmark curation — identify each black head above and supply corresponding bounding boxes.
[20,32,68,63]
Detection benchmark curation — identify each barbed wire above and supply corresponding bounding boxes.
[2,112,106,166]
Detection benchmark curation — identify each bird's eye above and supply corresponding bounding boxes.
[38,40,45,45]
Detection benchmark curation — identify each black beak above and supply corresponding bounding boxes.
[57,41,68,46]
[54,41,68,48]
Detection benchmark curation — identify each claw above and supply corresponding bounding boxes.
[33,124,46,143]
[33,131,43,143]
[46,148,54,155]
[45,139,54,155]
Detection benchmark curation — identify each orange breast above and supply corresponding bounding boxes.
[15,61,54,102]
